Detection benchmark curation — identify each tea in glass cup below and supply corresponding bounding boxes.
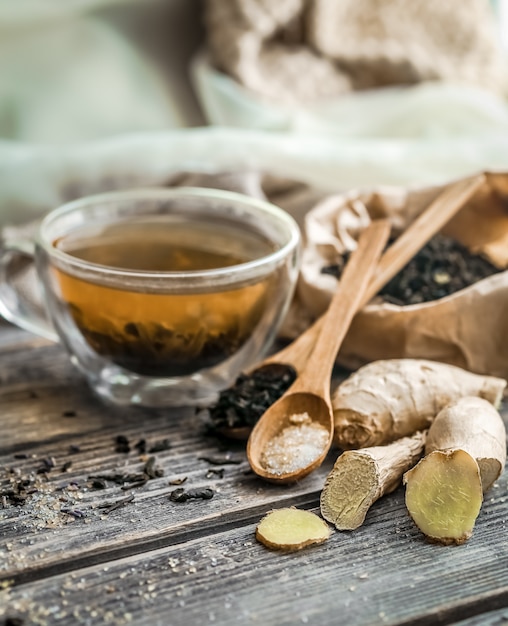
[0,188,301,407]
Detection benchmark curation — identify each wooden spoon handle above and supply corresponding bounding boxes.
[292,219,391,396]
[260,173,485,374]
[261,319,319,370]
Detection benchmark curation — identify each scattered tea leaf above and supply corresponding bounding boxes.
[148,438,171,453]
[134,439,147,454]
[115,435,131,454]
[88,473,145,486]
[168,477,188,486]
[60,507,85,519]
[143,456,164,479]
[198,454,243,466]
[169,487,214,503]
[121,479,147,490]
[206,468,225,479]
[207,363,297,433]
[36,457,56,474]
[61,461,73,473]
[90,479,108,490]
[98,494,135,514]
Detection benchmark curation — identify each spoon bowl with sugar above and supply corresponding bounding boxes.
[246,219,391,483]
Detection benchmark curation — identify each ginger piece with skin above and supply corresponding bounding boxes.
[404,396,506,545]
[404,449,483,545]
[255,507,330,551]
[425,396,507,491]
[320,431,426,530]
[332,359,506,450]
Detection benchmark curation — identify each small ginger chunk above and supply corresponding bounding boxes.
[256,507,330,551]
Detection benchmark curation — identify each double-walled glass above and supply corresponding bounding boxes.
[0,188,300,407]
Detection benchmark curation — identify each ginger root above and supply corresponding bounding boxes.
[332,359,506,450]
[404,396,506,545]
[320,431,426,530]
[425,396,507,491]
[255,507,330,551]
[404,449,483,545]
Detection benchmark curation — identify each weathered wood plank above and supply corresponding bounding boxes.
[1,326,508,626]
[0,339,336,581]
[454,609,508,626]
[1,484,507,626]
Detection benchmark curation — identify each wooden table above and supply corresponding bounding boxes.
[1,320,507,626]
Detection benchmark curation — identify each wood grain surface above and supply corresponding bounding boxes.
[1,322,507,626]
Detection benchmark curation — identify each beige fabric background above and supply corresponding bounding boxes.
[206,0,507,105]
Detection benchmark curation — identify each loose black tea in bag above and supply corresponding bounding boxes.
[289,171,508,379]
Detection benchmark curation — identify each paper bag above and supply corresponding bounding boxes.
[288,171,508,379]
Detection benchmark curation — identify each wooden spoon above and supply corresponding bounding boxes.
[246,219,391,483]
[218,173,485,440]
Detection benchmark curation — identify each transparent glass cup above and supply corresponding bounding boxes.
[0,188,300,407]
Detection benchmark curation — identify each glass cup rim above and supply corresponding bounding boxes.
[37,187,301,283]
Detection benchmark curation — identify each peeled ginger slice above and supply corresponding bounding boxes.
[256,507,331,551]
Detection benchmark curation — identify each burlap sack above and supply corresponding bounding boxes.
[287,171,508,379]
